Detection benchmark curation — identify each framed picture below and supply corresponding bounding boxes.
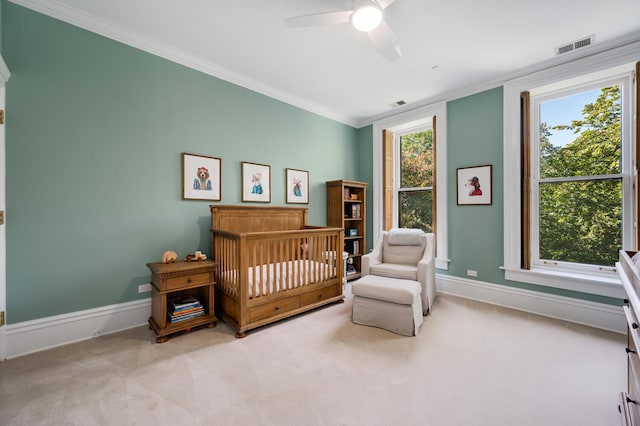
[286,168,309,204]
[456,164,492,205]
[242,162,271,202]
[182,153,221,201]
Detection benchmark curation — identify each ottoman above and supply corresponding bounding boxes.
[351,275,423,336]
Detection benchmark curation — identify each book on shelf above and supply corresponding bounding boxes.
[169,295,201,311]
[345,239,361,255]
[168,295,205,323]
[351,204,361,219]
[170,305,203,315]
[169,310,205,323]
[171,307,204,318]
[348,204,361,219]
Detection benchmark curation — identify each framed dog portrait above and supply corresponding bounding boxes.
[242,161,271,203]
[286,168,309,204]
[456,164,492,205]
[182,153,221,201]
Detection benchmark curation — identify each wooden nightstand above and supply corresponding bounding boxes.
[147,260,218,343]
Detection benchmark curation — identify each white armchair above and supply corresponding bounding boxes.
[362,229,436,314]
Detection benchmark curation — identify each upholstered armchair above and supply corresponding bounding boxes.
[361,229,436,314]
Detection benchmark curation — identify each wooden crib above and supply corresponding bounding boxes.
[210,205,344,337]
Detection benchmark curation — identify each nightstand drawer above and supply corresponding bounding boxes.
[166,272,210,291]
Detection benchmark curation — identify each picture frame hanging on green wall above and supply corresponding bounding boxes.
[182,153,222,201]
[286,168,309,204]
[456,164,492,205]
[242,161,271,203]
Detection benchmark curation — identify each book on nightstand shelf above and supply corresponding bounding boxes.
[168,295,204,323]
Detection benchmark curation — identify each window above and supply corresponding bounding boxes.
[503,52,638,298]
[397,128,434,232]
[373,102,448,270]
[530,81,627,273]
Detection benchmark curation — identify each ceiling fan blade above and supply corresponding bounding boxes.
[367,20,401,61]
[285,10,352,27]
[376,0,396,9]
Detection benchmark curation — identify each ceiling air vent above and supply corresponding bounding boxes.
[555,35,595,55]
[389,100,406,108]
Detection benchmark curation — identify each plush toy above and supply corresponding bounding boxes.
[162,251,178,264]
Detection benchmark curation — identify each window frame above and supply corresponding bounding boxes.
[394,124,434,230]
[529,77,631,275]
[373,102,448,270]
[503,47,638,298]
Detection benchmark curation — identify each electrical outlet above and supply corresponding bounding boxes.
[138,283,152,293]
[466,269,478,277]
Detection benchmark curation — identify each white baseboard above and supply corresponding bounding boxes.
[3,276,625,359]
[5,298,151,359]
[436,274,626,334]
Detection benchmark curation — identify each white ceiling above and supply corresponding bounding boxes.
[11,0,640,127]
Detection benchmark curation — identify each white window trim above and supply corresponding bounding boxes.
[0,55,9,360]
[530,75,632,274]
[503,42,639,298]
[373,102,448,270]
[394,124,434,227]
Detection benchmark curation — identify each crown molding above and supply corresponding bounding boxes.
[8,0,359,128]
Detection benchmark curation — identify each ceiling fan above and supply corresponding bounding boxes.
[285,0,401,62]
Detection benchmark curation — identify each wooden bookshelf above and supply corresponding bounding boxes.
[326,180,367,281]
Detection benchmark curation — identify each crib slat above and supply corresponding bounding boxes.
[269,240,275,294]
[258,240,264,298]
[317,235,322,282]
[317,235,323,282]
[278,239,284,293]
[259,241,271,295]
[297,237,303,287]
[252,240,256,298]
[302,237,308,287]
[328,235,332,281]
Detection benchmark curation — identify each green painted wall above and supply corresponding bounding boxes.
[0,1,3,52]
[355,125,374,252]
[445,88,505,284]
[3,4,359,323]
[443,87,619,305]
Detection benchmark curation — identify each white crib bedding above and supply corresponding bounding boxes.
[220,259,335,298]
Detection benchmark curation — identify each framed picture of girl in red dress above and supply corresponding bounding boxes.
[456,165,492,205]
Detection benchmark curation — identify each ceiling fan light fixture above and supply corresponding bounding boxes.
[351,0,383,32]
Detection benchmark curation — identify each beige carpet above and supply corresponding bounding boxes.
[0,289,627,426]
